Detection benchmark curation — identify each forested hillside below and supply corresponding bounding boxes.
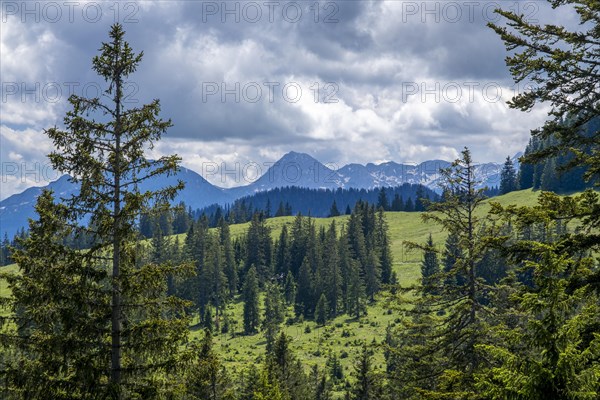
[519,117,599,193]
[189,183,439,226]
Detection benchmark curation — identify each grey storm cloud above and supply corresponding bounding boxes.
[0,0,574,198]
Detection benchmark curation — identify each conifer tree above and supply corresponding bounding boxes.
[274,225,291,276]
[388,300,444,399]
[284,271,297,305]
[499,156,518,194]
[245,213,272,282]
[275,201,286,217]
[238,365,262,400]
[151,219,168,265]
[480,6,600,396]
[329,200,341,217]
[312,365,333,400]
[0,234,10,266]
[391,194,403,211]
[0,191,109,397]
[218,218,237,297]
[414,186,426,212]
[425,148,489,365]
[489,0,600,184]
[350,343,379,400]
[3,24,190,398]
[187,329,234,400]
[173,202,191,234]
[322,221,341,317]
[315,293,329,325]
[204,306,214,333]
[347,259,365,319]
[338,227,352,314]
[347,212,367,267]
[267,332,314,400]
[541,158,561,192]
[364,251,380,301]
[295,257,315,318]
[379,234,393,286]
[442,230,463,286]
[327,351,344,383]
[289,213,307,277]
[421,234,440,295]
[199,234,227,325]
[263,282,285,352]
[374,209,393,285]
[242,266,260,334]
[252,370,286,400]
[377,187,389,211]
[401,147,493,396]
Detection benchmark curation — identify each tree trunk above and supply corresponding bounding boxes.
[111,72,123,395]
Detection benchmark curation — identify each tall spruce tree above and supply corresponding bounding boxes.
[245,213,272,282]
[329,200,341,217]
[399,147,493,396]
[379,233,393,285]
[284,271,297,305]
[274,225,291,277]
[187,329,234,400]
[364,251,380,301]
[263,282,285,352]
[499,156,518,194]
[389,300,445,398]
[315,293,329,326]
[347,259,366,319]
[0,192,109,398]
[414,186,426,212]
[1,24,190,398]
[322,221,341,317]
[289,213,307,277]
[202,233,227,326]
[295,257,315,318]
[391,194,403,211]
[350,343,383,400]
[375,209,393,284]
[218,218,237,297]
[377,187,389,211]
[242,266,260,334]
[442,230,464,286]
[266,332,314,400]
[421,234,440,295]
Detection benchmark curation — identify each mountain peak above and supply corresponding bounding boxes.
[278,151,320,164]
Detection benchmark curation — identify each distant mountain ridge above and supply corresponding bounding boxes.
[0,151,518,238]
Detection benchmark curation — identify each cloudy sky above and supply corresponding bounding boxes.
[0,1,579,199]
